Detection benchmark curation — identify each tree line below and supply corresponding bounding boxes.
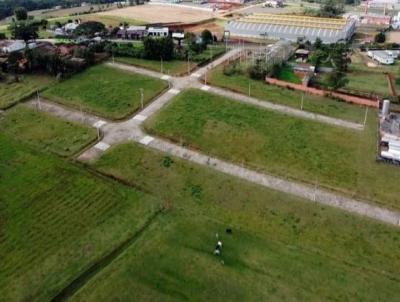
[0,0,117,20]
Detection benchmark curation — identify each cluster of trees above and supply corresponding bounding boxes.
[307,38,350,89]
[223,59,281,81]
[0,0,117,20]
[303,0,347,18]
[7,7,49,41]
[111,29,216,63]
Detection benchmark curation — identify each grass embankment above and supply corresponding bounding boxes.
[0,109,161,301]
[43,64,168,120]
[0,74,54,109]
[0,106,97,156]
[145,89,400,210]
[208,65,365,123]
[115,45,226,76]
[67,141,400,301]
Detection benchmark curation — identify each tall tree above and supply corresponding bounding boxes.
[14,7,28,21]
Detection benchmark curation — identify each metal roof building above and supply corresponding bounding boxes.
[225,14,356,43]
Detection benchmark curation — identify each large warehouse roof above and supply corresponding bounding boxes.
[225,14,356,43]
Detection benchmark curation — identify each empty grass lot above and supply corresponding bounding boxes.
[145,89,400,210]
[114,56,196,76]
[208,65,365,123]
[0,106,97,156]
[69,142,400,301]
[43,64,168,119]
[0,109,161,301]
[346,72,389,96]
[115,45,226,76]
[0,74,54,109]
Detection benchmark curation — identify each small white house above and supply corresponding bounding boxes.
[0,40,26,54]
[147,27,169,37]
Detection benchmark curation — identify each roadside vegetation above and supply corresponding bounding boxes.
[144,89,400,210]
[209,65,365,123]
[42,64,168,119]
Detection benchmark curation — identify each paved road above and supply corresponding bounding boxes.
[20,48,400,226]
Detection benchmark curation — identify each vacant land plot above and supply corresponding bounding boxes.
[115,45,225,76]
[145,89,400,210]
[68,142,400,301]
[0,106,97,156]
[346,72,389,96]
[208,65,365,123]
[0,118,160,301]
[0,75,54,109]
[115,57,196,76]
[43,64,168,119]
[98,4,215,24]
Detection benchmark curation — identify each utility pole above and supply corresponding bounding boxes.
[36,90,41,110]
[301,94,304,110]
[204,68,207,85]
[140,88,144,109]
[248,81,251,97]
[160,57,163,74]
[187,53,190,76]
[363,106,369,126]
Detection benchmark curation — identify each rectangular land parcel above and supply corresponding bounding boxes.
[145,89,400,210]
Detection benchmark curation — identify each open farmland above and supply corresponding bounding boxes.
[66,141,400,301]
[208,65,365,123]
[0,110,161,301]
[0,75,54,109]
[42,64,168,120]
[145,89,400,210]
[98,4,216,24]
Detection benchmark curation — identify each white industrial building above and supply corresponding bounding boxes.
[380,100,400,163]
[225,14,356,43]
[367,49,400,65]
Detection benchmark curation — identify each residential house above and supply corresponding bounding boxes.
[0,40,26,54]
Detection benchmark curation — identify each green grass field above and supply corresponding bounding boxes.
[0,108,161,301]
[346,72,389,96]
[66,141,400,301]
[144,89,400,210]
[42,64,168,119]
[0,106,97,156]
[115,45,226,76]
[277,64,302,84]
[0,74,54,109]
[208,65,365,123]
[114,56,196,76]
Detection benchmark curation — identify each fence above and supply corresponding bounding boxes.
[265,77,379,108]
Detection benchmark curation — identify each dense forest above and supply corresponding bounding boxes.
[0,0,116,20]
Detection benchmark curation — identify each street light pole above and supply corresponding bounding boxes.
[36,90,41,110]
[187,53,190,76]
[160,57,163,74]
[140,88,144,109]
